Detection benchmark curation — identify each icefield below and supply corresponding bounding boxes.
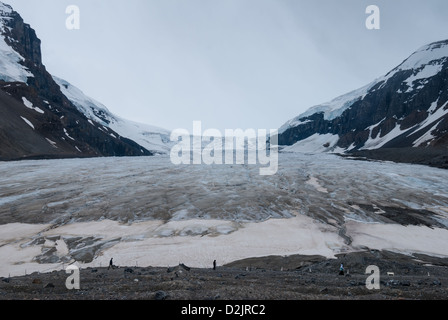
[1,153,448,277]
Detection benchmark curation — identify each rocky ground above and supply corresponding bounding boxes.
[1,250,447,300]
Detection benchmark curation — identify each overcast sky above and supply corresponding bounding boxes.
[6,0,448,132]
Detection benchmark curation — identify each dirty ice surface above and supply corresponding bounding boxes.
[1,153,448,277]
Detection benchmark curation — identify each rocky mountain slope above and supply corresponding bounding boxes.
[0,2,169,161]
[52,76,172,155]
[278,40,448,167]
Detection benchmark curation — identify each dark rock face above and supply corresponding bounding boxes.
[0,5,153,160]
[2,8,72,108]
[279,40,448,155]
[4,9,43,68]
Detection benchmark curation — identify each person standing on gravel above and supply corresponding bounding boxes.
[108,258,114,270]
[339,263,344,275]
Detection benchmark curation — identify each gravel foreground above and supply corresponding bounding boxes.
[1,250,447,300]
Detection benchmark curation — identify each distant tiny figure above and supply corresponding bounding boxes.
[213,260,217,270]
[108,258,114,270]
[339,263,344,275]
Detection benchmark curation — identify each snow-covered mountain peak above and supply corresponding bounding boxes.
[378,39,448,91]
[279,82,375,134]
[0,1,169,159]
[393,40,448,73]
[279,39,448,157]
[0,2,13,16]
[53,75,173,154]
[52,76,111,125]
[280,40,448,136]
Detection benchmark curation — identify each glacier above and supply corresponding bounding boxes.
[0,153,448,277]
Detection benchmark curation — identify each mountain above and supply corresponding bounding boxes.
[278,40,448,167]
[0,2,169,160]
[52,76,172,154]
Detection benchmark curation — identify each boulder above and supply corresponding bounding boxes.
[154,291,168,300]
